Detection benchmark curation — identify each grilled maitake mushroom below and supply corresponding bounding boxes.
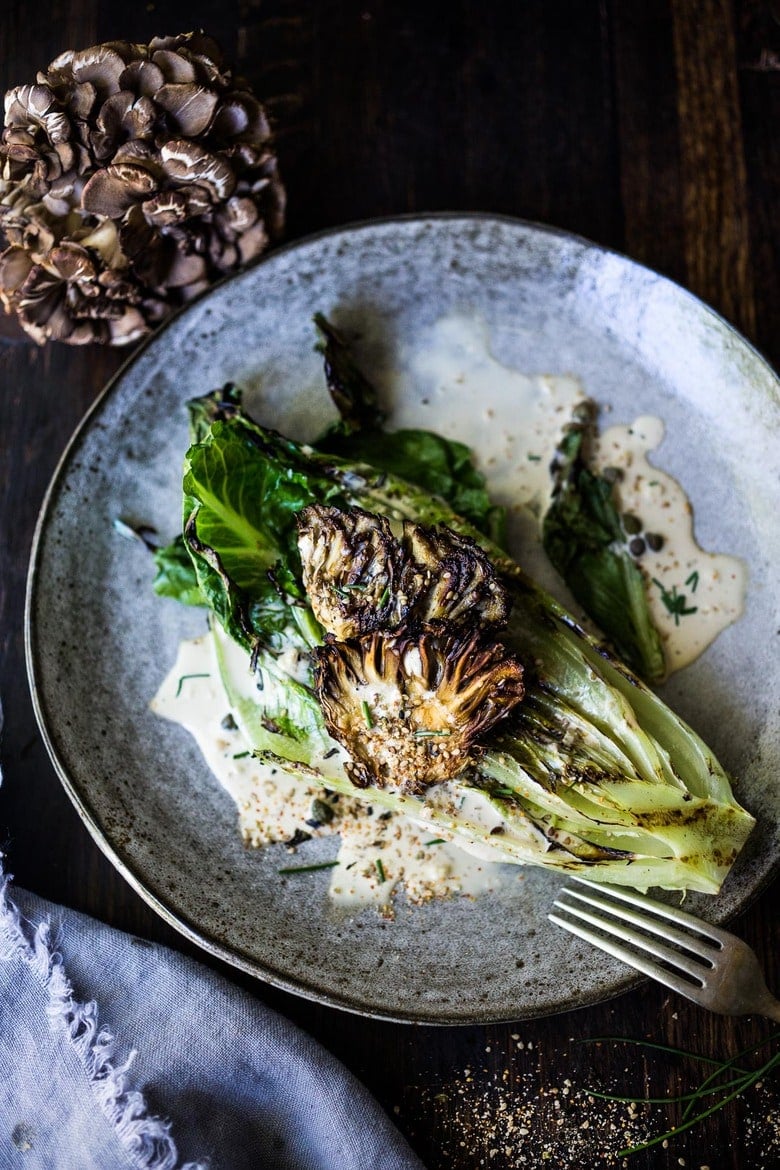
[298,506,401,640]
[399,520,509,628]
[300,505,523,792]
[314,626,525,794]
[0,32,285,344]
[297,504,510,638]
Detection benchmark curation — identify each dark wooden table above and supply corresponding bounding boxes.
[2,3,779,1168]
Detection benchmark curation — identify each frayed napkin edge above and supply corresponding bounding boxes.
[0,869,208,1170]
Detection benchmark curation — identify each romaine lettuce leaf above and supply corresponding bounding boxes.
[152,535,204,607]
[176,399,754,894]
[543,404,666,683]
[312,313,506,544]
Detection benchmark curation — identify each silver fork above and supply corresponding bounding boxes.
[550,877,780,1023]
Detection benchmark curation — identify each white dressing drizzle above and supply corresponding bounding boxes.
[591,415,747,672]
[152,637,504,914]
[381,314,586,582]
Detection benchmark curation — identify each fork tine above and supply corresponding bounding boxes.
[551,894,708,983]
[548,910,703,1000]
[571,876,729,944]
[562,887,720,960]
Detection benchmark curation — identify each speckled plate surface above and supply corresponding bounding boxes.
[26,215,780,1023]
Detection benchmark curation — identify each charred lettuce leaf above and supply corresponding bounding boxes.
[153,384,246,609]
[313,312,386,433]
[173,394,754,894]
[180,409,347,652]
[318,426,507,547]
[543,403,667,684]
[313,314,506,546]
[152,535,204,607]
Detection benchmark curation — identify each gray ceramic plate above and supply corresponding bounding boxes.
[26,215,780,1023]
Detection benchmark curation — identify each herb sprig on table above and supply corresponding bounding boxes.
[584,1032,780,1156]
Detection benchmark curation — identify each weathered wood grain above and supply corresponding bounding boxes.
[671,0,757,337]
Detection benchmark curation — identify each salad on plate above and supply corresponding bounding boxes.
[150,314,755,908]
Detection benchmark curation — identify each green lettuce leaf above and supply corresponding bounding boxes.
[152,535,205,607]
[543,405,667,684]
[312,313,506,545]
[316,427,507,547]
[176,399,754,894]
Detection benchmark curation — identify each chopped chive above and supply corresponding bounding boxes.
[378,584,391,608]
[685,570,700,592]
[232,751,250,759]
[527,453,541,462]
[175,672,210,697]
[412,729,452,738]
[278,860,340,875]
[361,700,374,729]
[652,579,698,626]
[424,838,446,846]
[495,786,516,798]
[375,858,386,883]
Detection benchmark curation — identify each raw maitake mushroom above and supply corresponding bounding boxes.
[0,32,285,344]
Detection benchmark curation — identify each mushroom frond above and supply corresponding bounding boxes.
[399,521,510,627]
[313,625,525,794]
[297,504,510,637]
[297,504,401,639]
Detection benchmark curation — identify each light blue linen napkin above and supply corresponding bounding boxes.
[0,869,426,1170]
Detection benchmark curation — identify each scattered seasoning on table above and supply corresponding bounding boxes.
[402,1034,780,1170]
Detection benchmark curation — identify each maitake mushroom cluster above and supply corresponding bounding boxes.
[0,32,285,344]
[298,505,525,795]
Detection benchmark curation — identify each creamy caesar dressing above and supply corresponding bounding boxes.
[374,313,745,671]
[152,636,504,914]
[591,415,747,672]
[151,637,316,847]
[376,314,587,583]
